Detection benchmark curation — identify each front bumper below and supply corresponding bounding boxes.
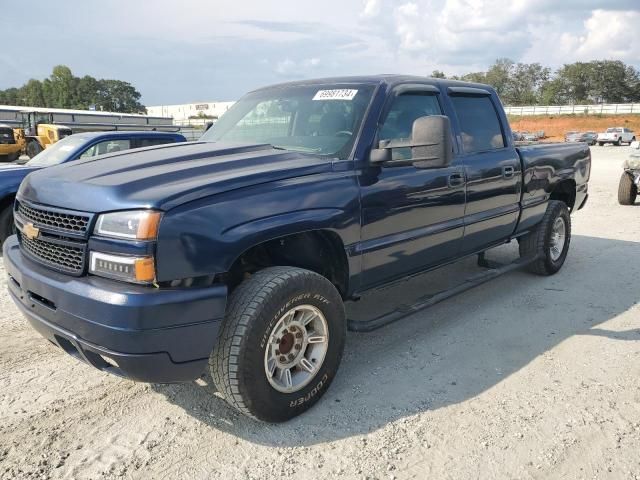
[4,236,227,383]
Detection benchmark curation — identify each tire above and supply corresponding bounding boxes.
[616,138,622,146]
[598,142,604,146]
[0,205,15,244]
[630,137,636,145]
[618,172,637,205]
[6,152,19,162]
[210,266,346,422]
[26,141,42,159]
[519,200,571,276]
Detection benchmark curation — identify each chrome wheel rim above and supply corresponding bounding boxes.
[549,217,566,261]
[264,305,329,393]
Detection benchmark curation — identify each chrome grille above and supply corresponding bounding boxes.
[17,202,90,234]
[21,235,85,274]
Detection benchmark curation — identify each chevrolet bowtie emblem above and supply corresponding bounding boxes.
[23,222,40,240]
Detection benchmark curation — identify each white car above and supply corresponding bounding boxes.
[597,127,636,146]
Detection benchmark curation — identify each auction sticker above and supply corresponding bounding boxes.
[313,89,358,101]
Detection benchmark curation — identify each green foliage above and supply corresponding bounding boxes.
[0,65,145,113]
[436,59,640,106]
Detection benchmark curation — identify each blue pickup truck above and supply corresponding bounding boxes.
[0,131,185,242]
[5,76,590,422]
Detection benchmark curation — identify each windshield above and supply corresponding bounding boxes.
[200,84,376,157]
[26,135,86,167]
[606,128,622,133]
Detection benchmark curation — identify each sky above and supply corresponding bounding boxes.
[1,0,640,105]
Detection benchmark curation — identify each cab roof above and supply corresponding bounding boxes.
[66,131,185,140]
[250,74,495,94]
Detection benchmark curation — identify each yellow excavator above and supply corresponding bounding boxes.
[18,111,73,158]
[0,124,22,162]
[0,112,72,161]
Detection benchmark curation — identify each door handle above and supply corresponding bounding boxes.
[448,172,465,188]
[502,166,515,178]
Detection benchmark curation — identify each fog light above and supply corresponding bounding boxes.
[89,251,155,284]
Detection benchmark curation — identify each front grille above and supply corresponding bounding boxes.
[21,235,85,274]
[17,202,90,234]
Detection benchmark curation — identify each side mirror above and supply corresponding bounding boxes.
[370,115,453,169]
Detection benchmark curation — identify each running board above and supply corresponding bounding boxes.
[347,255,538,332]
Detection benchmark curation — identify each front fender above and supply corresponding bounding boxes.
[155,176,360,281]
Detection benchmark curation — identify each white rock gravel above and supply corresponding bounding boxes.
[1,145,640,479]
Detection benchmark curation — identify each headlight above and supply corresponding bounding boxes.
[94,210,162,240]
[89,251,155,284]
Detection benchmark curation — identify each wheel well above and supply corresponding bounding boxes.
[226,230,349,298]
[0,194,15,215]
[550,180,576,211]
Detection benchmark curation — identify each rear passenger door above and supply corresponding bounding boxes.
[448,90,522,254]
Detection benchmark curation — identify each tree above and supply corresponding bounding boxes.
[505,63,550,105]
[484,58,514,99]
[96,79,145,113]
[0,65,145,112]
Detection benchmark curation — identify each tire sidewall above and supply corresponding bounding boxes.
[236,274,345,422]
[541,204,571,274]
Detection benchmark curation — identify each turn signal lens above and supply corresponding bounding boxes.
[89,251,155,284]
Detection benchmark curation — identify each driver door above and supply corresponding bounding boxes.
[358,87,466,289]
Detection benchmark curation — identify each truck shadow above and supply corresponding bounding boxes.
[152,234,640,446]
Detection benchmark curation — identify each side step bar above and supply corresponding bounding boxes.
[347,254,538,333]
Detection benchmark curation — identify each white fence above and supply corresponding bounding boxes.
[505,103,640,116]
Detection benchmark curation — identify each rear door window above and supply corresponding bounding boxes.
[79,139,131,158]
[450,95,505,154]
[136,137,176,148]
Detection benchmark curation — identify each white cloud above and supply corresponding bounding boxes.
[362,0,382,17]
[3,0,640,102]
[356,0,640,75]
[276,57,321,75]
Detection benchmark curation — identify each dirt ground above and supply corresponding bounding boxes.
[1,145,640,480]
[509,115,640,142]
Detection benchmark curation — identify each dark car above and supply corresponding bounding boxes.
[5,75,590,422]
[566,131,597,146]
[0,131,185,241]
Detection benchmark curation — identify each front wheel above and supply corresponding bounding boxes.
[519,200,571,275]
[618,172,637,205]
[26,141,42,159]
[616,138,622,146]
[210,267,346,422]
[598,142,604,146]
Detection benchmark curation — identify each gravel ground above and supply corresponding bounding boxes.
[1,146,640,480]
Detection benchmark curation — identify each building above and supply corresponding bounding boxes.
[146,102,235,122]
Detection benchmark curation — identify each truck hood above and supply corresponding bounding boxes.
[18,142,335,212]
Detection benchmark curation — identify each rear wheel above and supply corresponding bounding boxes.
[598,142,604,146]
[618,172,637,205]
[630,136,636,145]
[210,266,346,422]
[519,200,571,276]
[616,138,622,146]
